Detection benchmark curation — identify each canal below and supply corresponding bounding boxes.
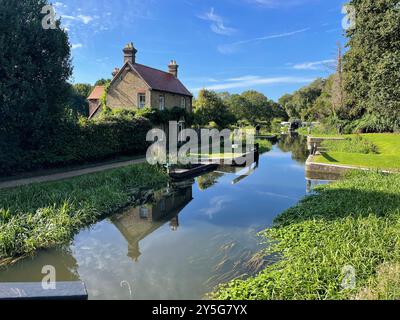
[0,135,325,300]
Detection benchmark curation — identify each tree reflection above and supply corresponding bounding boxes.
[197,172,224,191]
[277,134,309,163]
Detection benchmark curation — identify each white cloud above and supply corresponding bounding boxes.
[61,14,95,25]
[71,43,83,50]
[218,28,310,54]
[191,76,316,92]
[201,196,233,219]
[293,59,335,70]
[53,2,67,9]
[199,8,236,36]
[77,15,94,24]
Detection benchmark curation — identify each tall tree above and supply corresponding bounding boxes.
[193,89,235,127]
[0,0,72,172]
[241,90,273,124]
[279,79,326,121]
[343,0,400,131]
[331,44,345,117]
[74,83,92,98]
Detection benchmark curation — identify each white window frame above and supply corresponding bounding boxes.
[159,95,165,111]
[178,121,185,142]
[138,93,146,109]
[181,97,186,109]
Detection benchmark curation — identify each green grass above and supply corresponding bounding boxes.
[212,171,400,300]
[314,134,400,171]
[0,163,168,266]
[321,135,379,154]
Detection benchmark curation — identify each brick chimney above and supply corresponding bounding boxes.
[123,42,137,64]
[168,60,179,78]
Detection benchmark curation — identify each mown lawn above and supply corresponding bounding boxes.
[313,134,400,171]
[212,171,400,300]
[0,163,168,266]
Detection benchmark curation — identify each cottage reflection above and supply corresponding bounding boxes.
[111,180,193,261]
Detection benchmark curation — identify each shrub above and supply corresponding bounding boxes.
[136,107,192,125]
[322,135,379,154]
[0,115,152,176]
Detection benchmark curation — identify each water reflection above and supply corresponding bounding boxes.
[111,181,194,262]
[197,172,224,191]
[277,134,309,163]
[0,247,80,283]
[0,134,329,300]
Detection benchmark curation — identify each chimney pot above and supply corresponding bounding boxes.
[123,42,137,64]
[168,60,179,78]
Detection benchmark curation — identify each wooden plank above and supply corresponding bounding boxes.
[0,282,88,300]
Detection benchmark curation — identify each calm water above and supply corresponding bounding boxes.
[0,135,323,300]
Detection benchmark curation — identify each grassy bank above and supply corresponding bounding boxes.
[213,171,400,300]
[313,134,400,171]
[0,163,168,266]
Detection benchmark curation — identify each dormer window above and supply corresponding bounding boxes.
[138,93,146,109]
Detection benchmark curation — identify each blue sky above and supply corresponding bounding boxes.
[53,0,348,101]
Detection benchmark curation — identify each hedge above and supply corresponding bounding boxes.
[0,115,152,176]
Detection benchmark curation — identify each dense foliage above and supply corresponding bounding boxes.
[66,83,92,117]
[343,0,400,132]
[321,135,379,154]
[213,171,400,300]
[193,89,287,129]
[279,78,333,121]
[193,90,236,128]
[135,107,193,126]
[0,1,158,176]
[0,115,152,176]
[0,0,73,175]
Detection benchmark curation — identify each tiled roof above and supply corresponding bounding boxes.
[133,63,192,97]
[87,86,105,100]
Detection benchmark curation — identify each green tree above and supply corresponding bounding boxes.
[74,83,92,98]
[241,90,273,124]
[226,90,281,126]
[95,78,111,86]
[193,89,235,127]
[279,78,327,121]
[67,85,90,117]
[343,0,400,131]
[0,0,72,172]
[225,94,250,123]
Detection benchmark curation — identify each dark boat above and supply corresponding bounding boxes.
[169,163,219,180]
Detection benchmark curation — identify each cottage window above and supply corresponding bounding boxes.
[181,97,186,109]
[159,95,165,111]
[138,94,146,109]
